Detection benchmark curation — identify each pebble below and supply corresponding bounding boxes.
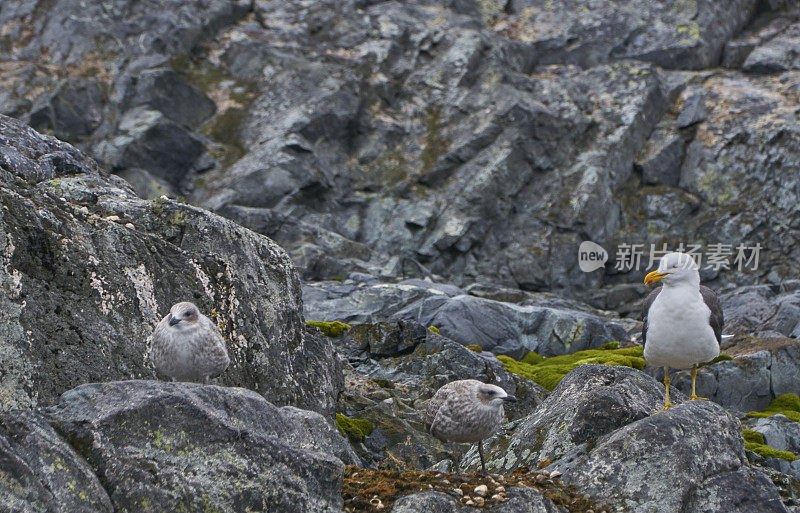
[452,488,463,496]
[549,470,562,479]
[105,215,120,222]
[474,484,488,497]
[495,485,505,492]
[491,493,507,502]
[125,223,135,229]
[473,497,485,506]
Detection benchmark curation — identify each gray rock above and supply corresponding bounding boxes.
[751,414,800,454]
[44,380,351,513]
[669,351,774,412]
[676,90,708,128]
[0,114,341,416]
[552,400,785,513]
[0,409,112,513]
[109,107,205,186]
[471,364,682,473]
[392,487,559,512]
[744,22,800,74]
[120,68,216,128]
[684,467,789,513]
[305,278,629,358]
[28,79,105,142]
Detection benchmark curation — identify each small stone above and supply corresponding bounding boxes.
[441,479,450,485]
[540,470,550,478]
[452,488,463,496]
[125,223,135,229]
[474,484,488,497]
[369,496,384,509]
[549,470,562,479]
[77,206,89,214]
[105,215,120,222]
[491,493,506,501]
[460,496,474,506]
[473,496,484,506]
[495,485,505,492]
[535,474,546,483]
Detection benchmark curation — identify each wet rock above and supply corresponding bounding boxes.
[0,114,341,416]
[44,380,351,513]
[0,409,112,513]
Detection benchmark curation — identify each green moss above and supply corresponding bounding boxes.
[743,429,765,445]
[465,344,483,353]
[335,414,373,443]
[497,347,646,391]
[306,320,351,337]
[372,379,395,389]
[745,438,798,462]
[599,341,619,350]
[699,353,733,367]
[420,107,450,174]
[746,393,800,423]
[427,326,440,334]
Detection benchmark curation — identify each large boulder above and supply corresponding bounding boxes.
[0,410,112,513]
[0,114,341,416]
[43,380,355,513]
[472,364,681,472]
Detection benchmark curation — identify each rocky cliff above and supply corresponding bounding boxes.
[1,0,800,512]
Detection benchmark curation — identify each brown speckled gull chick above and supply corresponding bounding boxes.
[426,379,516,474]
[151,302,230,383]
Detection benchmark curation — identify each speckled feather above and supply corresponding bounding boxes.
[426,379,506,444]
[151,304,230,383]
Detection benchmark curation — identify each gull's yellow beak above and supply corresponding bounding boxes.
[644,271,669,285]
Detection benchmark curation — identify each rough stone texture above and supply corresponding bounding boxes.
[747,415,800,479]
[548,392,786,513]
[0,409,112,513]
[2,0,799,307]
[44,380,354,513]
[744,21,800,74]
[392,487,559,513]
[471,364,684,473]
[305,277,629,358]
[0,114,341,416]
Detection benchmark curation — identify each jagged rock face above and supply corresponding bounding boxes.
[0,114,341,415]
[0,410,113,513]
[2,0,798,304]
[41,381,354,513]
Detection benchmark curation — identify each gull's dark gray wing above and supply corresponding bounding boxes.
[641,287,661,347]
[700,285,723,344]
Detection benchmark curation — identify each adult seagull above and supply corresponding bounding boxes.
[642,252,723,412]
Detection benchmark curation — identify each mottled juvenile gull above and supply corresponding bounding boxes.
[642,252,723,412]
[425,379,516,474]
[151,302,230,383]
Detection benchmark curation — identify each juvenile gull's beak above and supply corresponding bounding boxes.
[168,315,180,326]
[644,271,669,285]
[502,395,517,403]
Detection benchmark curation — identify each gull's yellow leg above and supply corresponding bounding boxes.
[656,367,674,413]
[689,364,708,400]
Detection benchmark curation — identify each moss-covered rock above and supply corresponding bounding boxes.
[497,347,646,391]
[307,321,351,337]
[747,393,800,423]
[465,344,482,353]
[335,413,374,443]
[427,326,439,334]
[744,427,798,462]
[599,341,620,350]
[699,353,734,367]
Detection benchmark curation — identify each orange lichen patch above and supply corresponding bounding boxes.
[342,465,598,512]
[465,344,483,353]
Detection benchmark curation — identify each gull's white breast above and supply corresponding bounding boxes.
[644,285,720,369]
